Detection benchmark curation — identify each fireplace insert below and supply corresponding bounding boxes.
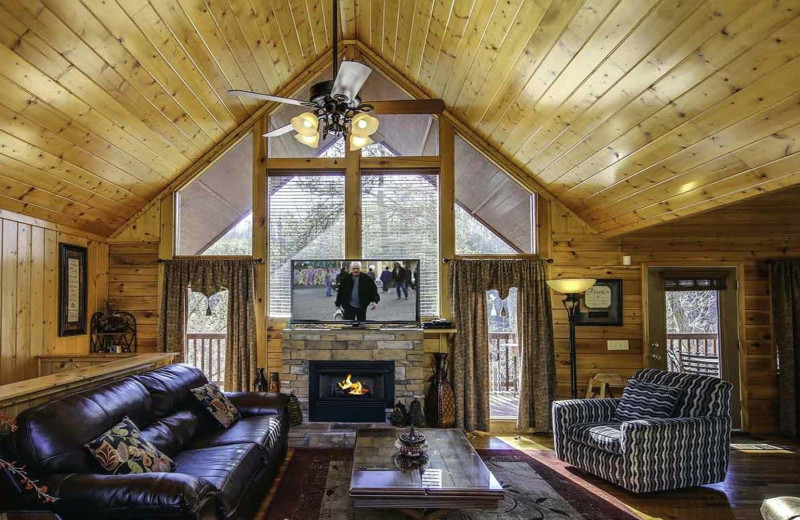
[308,360,395,422]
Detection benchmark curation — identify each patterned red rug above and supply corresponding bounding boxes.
[264,448,638,519]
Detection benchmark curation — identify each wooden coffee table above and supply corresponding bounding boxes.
[350,428,504,519]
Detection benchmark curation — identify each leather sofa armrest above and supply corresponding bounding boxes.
[43,472,216,518]
[224,392,289,417]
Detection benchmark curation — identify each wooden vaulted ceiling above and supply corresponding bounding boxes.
[2,0,800,238]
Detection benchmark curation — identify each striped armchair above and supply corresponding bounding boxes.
[552,368,732,493]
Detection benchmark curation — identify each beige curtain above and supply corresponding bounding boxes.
[449,258,554,432]
[770,259,800,437]
[159,259,258,391]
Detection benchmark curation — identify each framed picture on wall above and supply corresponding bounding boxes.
[575,279,623,326]
[59,243,88,336]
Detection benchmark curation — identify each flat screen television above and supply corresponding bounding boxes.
[290,259,420,325]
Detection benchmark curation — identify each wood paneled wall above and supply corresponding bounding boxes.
[0,211,107,385]
[549,203,643,400]
[549,192,800,434]
[108,204,161,354]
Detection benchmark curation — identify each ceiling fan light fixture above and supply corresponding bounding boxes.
[350,113,379,137]
[349,134,373,151]
[291,112,319,136]
[294,132,320,149]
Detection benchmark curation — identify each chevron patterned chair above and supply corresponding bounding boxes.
[552,368,733,493]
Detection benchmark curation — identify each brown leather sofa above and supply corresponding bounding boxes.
[8,364,289,520]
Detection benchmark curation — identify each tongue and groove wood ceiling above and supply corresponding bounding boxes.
[1,0,799,237]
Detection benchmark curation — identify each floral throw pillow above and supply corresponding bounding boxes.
[191,382,241,428]
[85,416,175,474]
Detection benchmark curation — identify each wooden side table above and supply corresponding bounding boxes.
[585,373,626,399]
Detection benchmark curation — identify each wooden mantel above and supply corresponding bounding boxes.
[0,353,176,418]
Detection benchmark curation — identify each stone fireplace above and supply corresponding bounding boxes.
[281,328,425,432]
[308,360,395,422]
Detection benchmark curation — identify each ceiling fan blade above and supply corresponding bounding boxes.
[331,61,372,101]
[368,99,445,114]
[264,124,294,137]
[228,89,313,107]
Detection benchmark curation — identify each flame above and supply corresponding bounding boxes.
[338,374,370,395]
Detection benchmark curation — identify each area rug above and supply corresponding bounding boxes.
[264,449,638,519]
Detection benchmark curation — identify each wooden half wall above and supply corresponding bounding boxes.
[0,211,108,385]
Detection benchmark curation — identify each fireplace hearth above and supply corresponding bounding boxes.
[309,360,395,422]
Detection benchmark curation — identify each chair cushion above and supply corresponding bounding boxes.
[172,443,263,516]
[188,415,284,462]
[191,383,241,428]
[631,368,732,418]
[567,422,623,455]
[614,379,683,421]
[85,416,175,474]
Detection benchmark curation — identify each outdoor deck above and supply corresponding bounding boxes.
[490,391,519,418]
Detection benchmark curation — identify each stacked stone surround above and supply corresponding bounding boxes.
[281,328,426,447]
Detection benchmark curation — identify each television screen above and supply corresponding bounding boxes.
[290,259,420,324]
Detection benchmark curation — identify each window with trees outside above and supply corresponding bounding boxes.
[268,175,345,317]
[361,172,439,317]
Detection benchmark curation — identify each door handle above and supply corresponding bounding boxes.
[649,343,662,360]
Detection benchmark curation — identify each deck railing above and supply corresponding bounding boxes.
[489,332,519,394]
[185,332,226,387]
[666,332,719,377]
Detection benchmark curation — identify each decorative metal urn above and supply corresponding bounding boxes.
[395,425,428,458]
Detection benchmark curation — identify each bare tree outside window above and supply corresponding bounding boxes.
[666,290,719,334]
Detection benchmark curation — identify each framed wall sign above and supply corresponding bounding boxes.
[575,279,623,326]
[59,243,88,336]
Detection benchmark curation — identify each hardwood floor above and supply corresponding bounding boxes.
[470,434,800,520]
[260,433,800,520]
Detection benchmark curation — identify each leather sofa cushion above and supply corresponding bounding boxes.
[224,392,288,417]
[188,415,284,462]
[139,408,215,457]
[14,379,153,474]
[567,422,624,456]
[43,471,216,518]
[133,364,208,418]
[173,444,263,517]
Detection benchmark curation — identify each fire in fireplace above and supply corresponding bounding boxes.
[337,374,370,396]
[309,360,395,422]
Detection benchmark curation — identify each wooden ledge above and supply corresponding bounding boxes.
[0,353,176,407]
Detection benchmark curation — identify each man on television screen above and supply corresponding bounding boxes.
[335,261,379,322]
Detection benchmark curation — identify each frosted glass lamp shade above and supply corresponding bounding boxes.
[546,278,596,295]
[290,112,319,136]
[294,132,319,148]
[350,113,379,137]
[349,134,373,151]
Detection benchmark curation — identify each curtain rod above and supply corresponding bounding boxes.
[442,257,553,264]
[158,257,264,263]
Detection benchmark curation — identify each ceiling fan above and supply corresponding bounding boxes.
[228,0,445,151]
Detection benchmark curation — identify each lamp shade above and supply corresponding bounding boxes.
[350,113,379,137]
[294,132,319,148]
[349,134,373,151]
[290,112,319,136]
[546,278,596,294]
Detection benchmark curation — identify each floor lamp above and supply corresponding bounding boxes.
[546,279,597,399]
